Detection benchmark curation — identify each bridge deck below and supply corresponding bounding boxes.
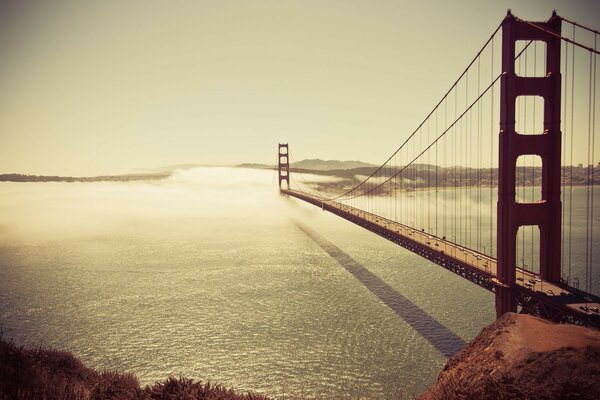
[282,189,600,328]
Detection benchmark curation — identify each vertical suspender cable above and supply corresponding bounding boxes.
[435,107,439,237]
[569,25,576,281]
[531,42,536,270]
[466,69,470,246]
[562,36,568,279]
[477,56,482,251]
[454,86,458,242]
[444,97,448,238]
[428,118,431,233]
[586,52,592,295]
[520,50,526,268]
[590,34,597,295]
[490,36,495,257]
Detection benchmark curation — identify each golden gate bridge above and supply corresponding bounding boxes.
[278,11,600,328]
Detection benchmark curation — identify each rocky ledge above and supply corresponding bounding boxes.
[419,312,600,400]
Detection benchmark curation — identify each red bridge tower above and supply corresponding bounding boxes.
[278,143,290,191]
[496,11,562,317]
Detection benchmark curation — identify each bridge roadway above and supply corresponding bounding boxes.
[282,189,600,328]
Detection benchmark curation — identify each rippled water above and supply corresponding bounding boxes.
[0,167,594,399]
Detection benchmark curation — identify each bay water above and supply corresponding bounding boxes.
[0,167,595,398]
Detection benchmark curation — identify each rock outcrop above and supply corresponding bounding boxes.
[420,313,600,400]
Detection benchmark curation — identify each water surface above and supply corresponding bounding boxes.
[0,167,559,398]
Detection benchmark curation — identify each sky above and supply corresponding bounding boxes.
[0,0,599,175]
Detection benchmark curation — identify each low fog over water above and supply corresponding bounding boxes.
[0,166,571,398]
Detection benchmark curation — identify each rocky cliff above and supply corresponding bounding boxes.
[420,313,600,399]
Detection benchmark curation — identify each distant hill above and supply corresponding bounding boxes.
[0,172,171,183]
[290,159,376,171]
[134,163,209,173]
[237,163,274,170]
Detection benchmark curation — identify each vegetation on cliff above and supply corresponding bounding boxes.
[419,313,600,400]
[0,337,269,400]
[3,313,600,399]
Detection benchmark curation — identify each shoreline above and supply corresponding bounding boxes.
[0,336,270,400]
[2,313,599,399]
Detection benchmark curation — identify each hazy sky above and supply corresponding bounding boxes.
[0,0,599,175]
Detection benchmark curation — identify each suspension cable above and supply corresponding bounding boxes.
[288,152,320,196]
[335,73,504,201]
[325,39,531,204]
[322,22,503,201]
[558,15,600,35]
[516,17,600,55]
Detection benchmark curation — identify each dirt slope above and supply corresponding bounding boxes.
[419,312,600,400]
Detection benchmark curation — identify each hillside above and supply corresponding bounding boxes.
[283,163,600,195]
[290,158,376,170]
[0,337,269,400]
[0,172,172,183]
[419,313,600,400]
[2,314,599,399]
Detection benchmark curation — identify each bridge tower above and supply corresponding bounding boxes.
[278,143,290,191]
[496,11,562,317]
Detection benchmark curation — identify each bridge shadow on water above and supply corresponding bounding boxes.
[293,220,467,358]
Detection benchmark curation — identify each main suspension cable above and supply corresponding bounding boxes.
[335,73,504,201]
[323,22,503,201]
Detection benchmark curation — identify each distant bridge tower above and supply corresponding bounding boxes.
[496,11,562,317]
[278,143,290,190]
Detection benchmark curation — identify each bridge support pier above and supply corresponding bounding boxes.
[495,286,515,317]
[496,11,562,318]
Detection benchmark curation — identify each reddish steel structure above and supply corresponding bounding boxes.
[279,12,600,328]
[278,143,290,190]
[496,11,562,317]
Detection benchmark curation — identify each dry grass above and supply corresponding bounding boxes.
[419,314,600,400]
[0,336,270,400]
[426,347,600,400]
